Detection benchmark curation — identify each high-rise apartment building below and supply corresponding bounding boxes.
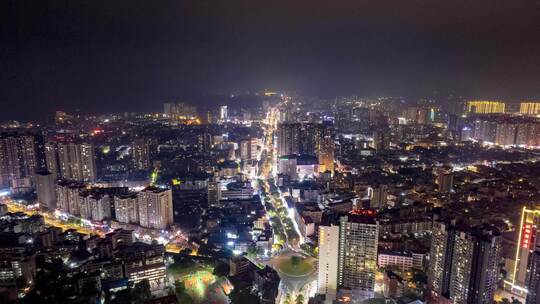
[403,106,433,124]
[0,132,37,187]
[472,119,498,143]
[507,208,540,296]
[163,102,197,119]
[207,178,221,206]
[526,243,540,304]
[472,116,540,147]
[114,193,139,224]
[55,180,86,215]
[338,213,379,300]
[429,221,501,304]
[197,131,213,152]
[78,192,111,221]
[372,130,391,152]
[429,221,456,300]
[495,123,519,146]
[276,123,301,156]
[467,101,506,114]
[132,138,152,170]
[436,169,454,193]
[276,123,335,174]
[57,142,97,182]
[108,229,135,249]
[0,251,36,286]
[116,242,166,289]
[239,138,260,161]
[370,185,388,209]
[318,225,340,301]
[34,171,56,210]
[44,141,59,180]
[449,226,501,304]
[137,187,173,229]
[516,123,540,147]
[520,102,540,116]
[317,126,334,174]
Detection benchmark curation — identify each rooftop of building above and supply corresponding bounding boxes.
[342,209,378,225]
[141,186,170,193]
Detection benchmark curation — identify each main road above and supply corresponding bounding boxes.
[255,100,303,251]
[252,99,317,304]
[1,197,189,254]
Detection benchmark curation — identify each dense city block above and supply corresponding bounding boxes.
[1,96,540,304]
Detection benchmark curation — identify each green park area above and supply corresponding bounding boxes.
[277,256,314,277]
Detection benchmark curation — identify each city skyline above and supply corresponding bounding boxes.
[2,2,540,304]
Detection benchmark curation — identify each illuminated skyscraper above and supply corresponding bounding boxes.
[428,221,456,301]
[338,212,379,300]
[277,123,334,173]
[429,221,501,304]
[526,243,540,304]
[276,123,301,156]
[508,207,540,295]
[467,101,506,114]
[318,225,340,301]
[449,226,501,304]
[520,102,540,115]
[316,126,335,174]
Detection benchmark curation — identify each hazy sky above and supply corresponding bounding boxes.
[2,0,540,121]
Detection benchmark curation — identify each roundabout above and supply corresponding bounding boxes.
[266,249,318,303]
[276,255,314,277]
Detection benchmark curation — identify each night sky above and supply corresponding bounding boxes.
[2,0,540,121]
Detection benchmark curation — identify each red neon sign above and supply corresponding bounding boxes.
[522,224,536,249]
[350,208,377,217]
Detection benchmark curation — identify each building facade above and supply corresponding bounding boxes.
[132,138,152,170]
[318,225,340,301]
[137,187,173,229]
[114,193,139,224]
[338,213,379,300]
[449,227,501,304]
[57,142,97,182]
[520,102,540,115]
[428,221,456,300]
[467,101,505,114]
[34,171,56,210]
[0,132,37,188]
